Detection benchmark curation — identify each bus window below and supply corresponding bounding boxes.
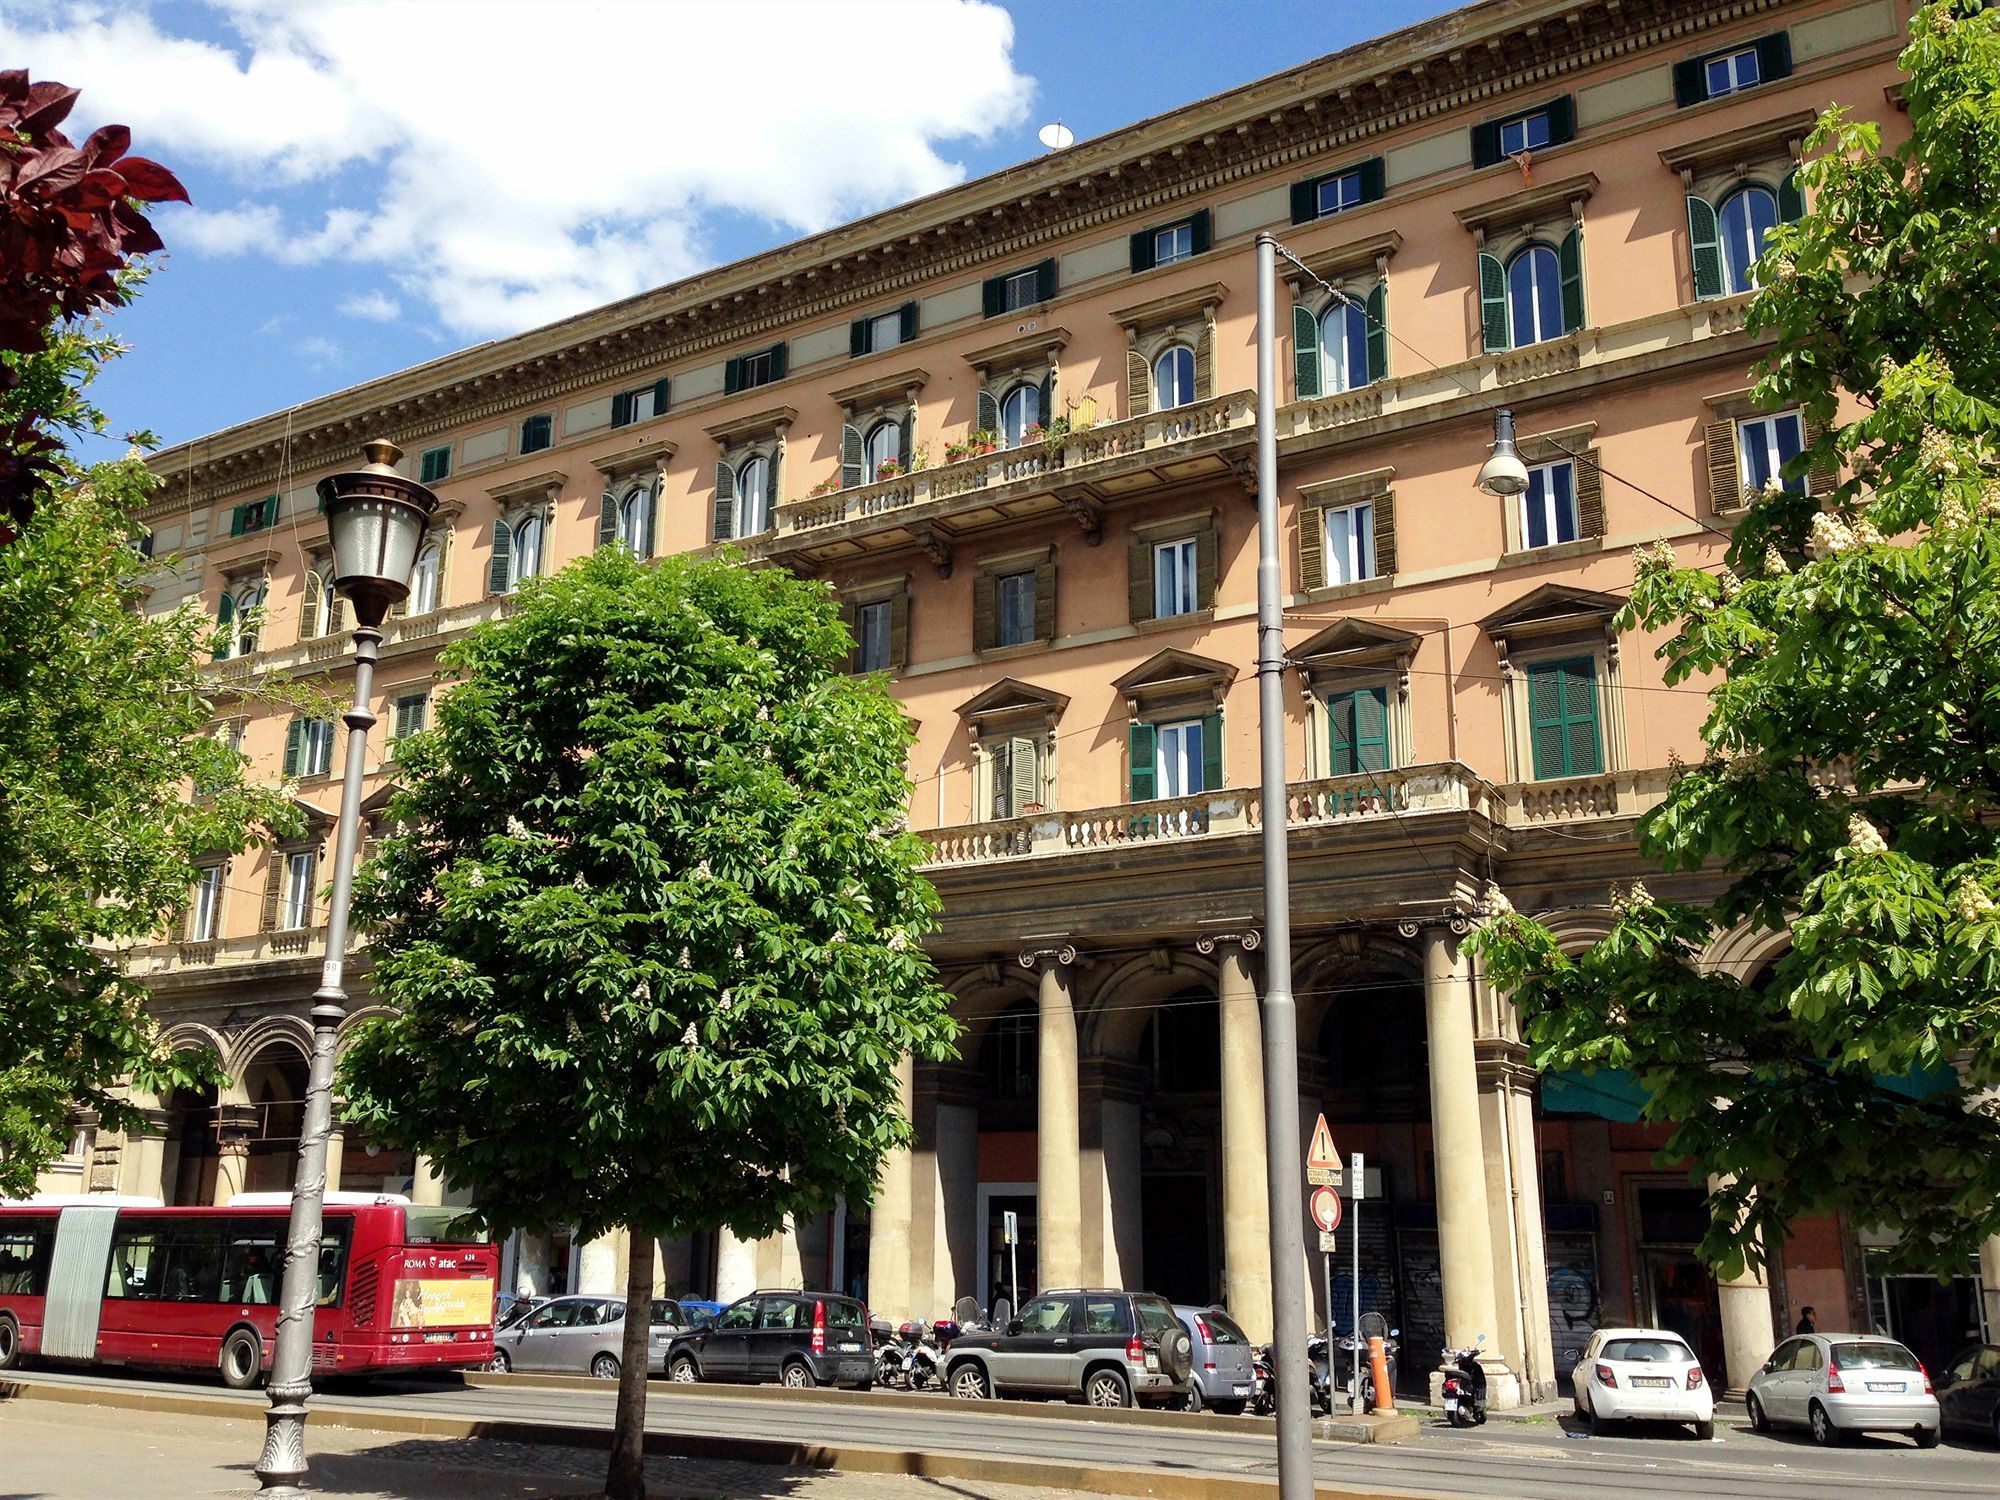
[403,1207,490,1244]
[0,1221,53,1295]
[106,1230,164,1300]
[222,1228,282,1305]
[157,1226,225,1302]
[317,1220,352,1307]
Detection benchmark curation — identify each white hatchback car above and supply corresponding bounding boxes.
[1573,1326,1714,1438]
[1746,1333,1939,1447]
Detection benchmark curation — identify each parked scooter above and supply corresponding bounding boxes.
[1250,1343,1276,1417]
[899,1320,942,1389]
[1441,1337,1489,1427]
[1328,1315,1400,1409]
[873,1322,913,1389]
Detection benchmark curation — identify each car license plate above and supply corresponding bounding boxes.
[1234,1385,1251,1397]
[839,1342,861,1353]
[1867,1381,1904,1393]
[1443,1397,1458,1413]
[1633,1376,1671,1387]
[424,1332,454,1343]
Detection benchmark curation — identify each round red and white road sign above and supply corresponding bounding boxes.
[1309,1184,1342,1233]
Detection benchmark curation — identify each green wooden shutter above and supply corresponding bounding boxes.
[1353,686,1389,773]
[982,274,1006,319]
[1527,664,1565,780]
[1129,722,1157,801]
[1672,57,1705,107]
[762,458,778,528]
[977,388,999,435]
[1189,209,1211,256]
[640,476,660,559]
[1558,225,1585,333]
[769,341,788,382]
[711,463,735,543]
[1293,303,1321,399]
[225,504,244,538]
[1200,711,1223,792]
[596,490,617,550]
[898,411,913,468]
[1561,660,1603,776]
[1328,691,1358,776]
[1686,195,1723,299]
[1363,282,1387,383]
[899,302,918,344]
[1290,179,1317,225]
[841,424,864,488]
[1037,371,1053,429]
[1034,258,1057,303]
[1357,158,1386,204]
[724,356,743,395]
[487,518,512,595]
[850,317,869,358]
[1546,95,1577,146]
[1777,168,1805,224]
[1130,227,1156,274]
[1128,539,1155,623]
[1478,253,1509,351]
[1528,657,1603,779]
[611,391,632,428]
[212,590,234,660]
[1009,735,1039,814]
[1470,120,1503,169]
[1755,31,1793,83]
[1195,528,1218,609]
[282,718,303,779]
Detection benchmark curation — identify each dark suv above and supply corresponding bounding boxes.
[943,1288,1192,1407]
[663,1289,872,1389]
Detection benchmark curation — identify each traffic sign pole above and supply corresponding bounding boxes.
[1350,1152,1365,1413]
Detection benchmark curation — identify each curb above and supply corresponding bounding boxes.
[0,1374,1429,1500]
[463,1370,1417,1442]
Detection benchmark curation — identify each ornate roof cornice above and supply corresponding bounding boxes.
[145,0,1791,515]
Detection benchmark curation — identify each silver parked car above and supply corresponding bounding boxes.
[1746,1332,1940,1447]
[488,1294,689,1378]
[1173,1304,1256,1414]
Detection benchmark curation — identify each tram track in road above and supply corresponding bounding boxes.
[5,1367,1996,1500]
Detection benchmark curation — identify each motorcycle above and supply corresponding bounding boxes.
[899,1320,941,1389]
[1441,1338,1489,1427]
[1250,1343,1276,1417]
[873,1323,913,1389]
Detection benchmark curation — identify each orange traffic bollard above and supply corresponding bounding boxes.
[1367,1335,1395,1414]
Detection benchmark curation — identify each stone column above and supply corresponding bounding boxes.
[576,1228,626,1297]
[932,1082,978,1311]
[411,1154,446,1206]
[716,1227,760,1304]
[1417,922,1519,1407]
[514,1232,552,1298]
[1081,1059,1143,1293]
[866,1054,916,1322]
[1710,1174,1777,1395]
[1203,931,1273,1343]
[119,1108,171,1201]
[1022,944,1082,1290]
[213,1104,257,1206]
[322,1118,346,1199]
[1476,1046,1555,1399]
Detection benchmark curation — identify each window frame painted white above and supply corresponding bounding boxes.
[1323,501,1376,586]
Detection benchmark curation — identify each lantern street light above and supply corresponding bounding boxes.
[255,439,437,1497]
[1475,408,1531,497]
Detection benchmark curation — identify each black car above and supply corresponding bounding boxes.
[942,1288,1192,1407]
[663,1289,872,1389]
[1938,1343,2000,1443]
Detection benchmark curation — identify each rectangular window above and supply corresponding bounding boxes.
[106,1229,165,1299]
[1317,171,1362,217]
[1152,537,1199,618]
[1290,160,1385,225]
[1326,686,1390,777]
[738,350,774,388]
[0,1223,53,1297]
[725,343,787,393]
[302,718,335,777]
[1526,656,1604,780]
[1705,47,1760,98]
[282,850,315,930]
[393,693,428,742]
[856,600,892,673]
[1157,719,1207,799]
[612,380,667,428]
[1324,502,1376,586]
[995,569,1037,647]
[869,311,904,351]
[1153,223,1193,267]
[1001,269,1040,313]
[1737,412,1805,495]
[229,497,276,537]
[418,446,451,484]
[519,414,553,454]
[1500,110,1554,158]
[989,734,1043,820]
[190,866,223,942]
[1520,461,1579,549]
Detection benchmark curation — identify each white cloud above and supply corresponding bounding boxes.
[338,290,400,322]
[4,0,1037,336]
[294,335,342,366]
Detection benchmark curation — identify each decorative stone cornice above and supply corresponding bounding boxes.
[485,468,567,504]
[703,405,797,447]
[1658,108,1816,176]
[1453,172,1599,241]
[829,368,928,413]
[142,0,1789,514]
[1109,283,1228,332]
[587,442,675,479]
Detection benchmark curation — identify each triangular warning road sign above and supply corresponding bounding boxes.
[1307,1113,1340,1170]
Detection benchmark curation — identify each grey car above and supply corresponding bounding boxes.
[1174,1304,1256,1414]
[488,1294,689,1378]
[1746,1332,1940,1447]
[944,1288,1193,1408]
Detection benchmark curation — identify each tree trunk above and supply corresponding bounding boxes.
[605,1232,655,1500]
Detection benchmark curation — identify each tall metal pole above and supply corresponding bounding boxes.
[1254,231,1313,1500]
[255,625,381,1496]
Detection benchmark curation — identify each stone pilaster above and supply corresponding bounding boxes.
[1022,943,1082,1291]
[865,1053,916,1322]
[1201,930,1273,1344]
[213,1104,257,1206]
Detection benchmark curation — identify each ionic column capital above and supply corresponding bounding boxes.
[1195,929,1262,955]
[1018,942,1077,971]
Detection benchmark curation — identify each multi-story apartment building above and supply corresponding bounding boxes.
[45,0,1986,1402]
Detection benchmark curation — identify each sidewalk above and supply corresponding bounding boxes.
[0,1399,1087,1500]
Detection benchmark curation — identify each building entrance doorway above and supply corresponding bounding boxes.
[1642,1250,1724,1378]
[982,1191,1036,1312]
[1141,1173,1213,1306]
[1868,1256,1987,1377]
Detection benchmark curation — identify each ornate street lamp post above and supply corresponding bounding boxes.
[255,439,437,1496]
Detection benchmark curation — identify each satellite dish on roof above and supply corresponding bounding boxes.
[1038,121,1074,152]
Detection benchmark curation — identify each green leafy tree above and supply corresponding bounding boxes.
[0,318,296,1197]
[1475,2,2000,1279]
[338,547,956,1500]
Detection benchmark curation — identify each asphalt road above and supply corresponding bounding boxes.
[7,1367,1999,1500]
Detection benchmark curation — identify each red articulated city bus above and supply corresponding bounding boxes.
[0,1194,497,1386]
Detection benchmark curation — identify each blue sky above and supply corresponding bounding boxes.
[5,0,1461,457]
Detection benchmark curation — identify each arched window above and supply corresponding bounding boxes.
[864,420,902,481]
[408,542,441,616]
[617,484,652,555]
[1153,346,1195,410]
[981,1004,1038,1100]
[736,454,772,536]
[233,583,264,656]
[512,513,543,585]
[1000,383,1040,448]
[1318,300,1369,394]
[1506,245,1562,348]
[1718,186,1779,297]
[303,565,336,639]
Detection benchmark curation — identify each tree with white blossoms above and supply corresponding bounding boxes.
[337,547,956,1500]
[1475,1,2000,1279]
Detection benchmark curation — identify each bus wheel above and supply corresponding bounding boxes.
[220,1328,264,1390]
[0,1315,22,1370]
